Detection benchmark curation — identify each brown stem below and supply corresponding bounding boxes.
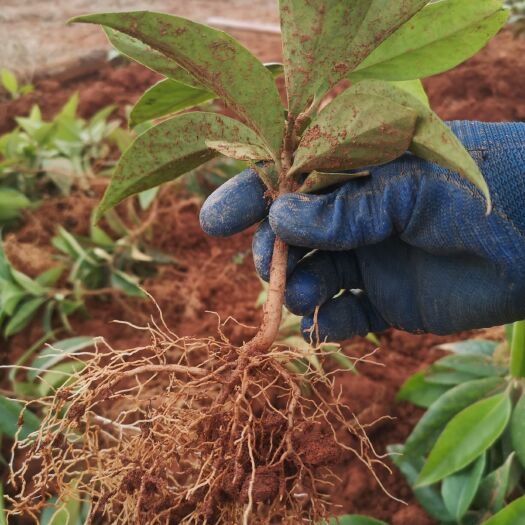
[243,238,289,355]
[241,115,300,356]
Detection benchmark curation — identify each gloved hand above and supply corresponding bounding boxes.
[200,121,525,342]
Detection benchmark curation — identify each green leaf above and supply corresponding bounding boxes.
[35,266,64,288]
[289,92,417,176]
[388,444,452,522]
[437,339,498,357]
[417,393,512,487]
[5,297,47,337]
[89,221,114,248]
[350,0,508,82]
[1,281,26,316]
[110,270,145,298]
[476,453,516,513]
[505,324,514,346]
[96,112,268,218]
[38,361,86,397]
[298,171,369,193]
[10,269,45,296]
[129,79,213,128]
[29,336,95,381]
[0,188,31,222]
[388,80,429,107]
[57,93,79,120]
[396,371,450,409]
[279,0,427,116]
[347,80,491,210]
[326,516,389,525]
[73,12,284,155]
[1,69,18,97]
[404,377,505,457]
[0,483,7,525]
[129,62,285,127]
[40,479,81,525]
[511,393,525,469]
[138,187,159,211]
[434,354,507,378]
[0,395,40,439]
[425,370,481,385]
[442,453,486,521]
[481,495,525,525]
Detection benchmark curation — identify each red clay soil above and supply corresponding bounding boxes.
[1,28,523,525]
[425,30,525,122]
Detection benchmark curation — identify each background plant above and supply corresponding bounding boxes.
[0,68,33,100]
[0,94,121,204]
[392,322,525,525]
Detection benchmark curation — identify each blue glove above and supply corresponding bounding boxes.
[200,121,525,342]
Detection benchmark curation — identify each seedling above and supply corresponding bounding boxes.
[0,95,120,199]
[10,1,509,523]
[52,213,175,300]
[0,68,33,100]
[0,239,79,338]
[393,322,525,524]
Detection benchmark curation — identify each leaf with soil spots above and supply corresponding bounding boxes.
[72,12,284,157]
[347,80,491,210]
[129,63,284,128]
[96,112,268,219]
[388,80,429,107]
[205,141,271,162]
[349,0,508,82]
[279,0,428,116]
[103,27,204,88]
[416,392,512,487]
[297,170,369,193]
[288,92,417,176]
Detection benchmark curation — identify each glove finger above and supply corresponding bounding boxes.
[200,168,268,237]
[285,251,363,316]
[252,220,308,282]
[269,175,414,251]
[300,291,388,343]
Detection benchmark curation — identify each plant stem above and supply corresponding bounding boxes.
[510,319,525,378]
[244,237,288,355]
[242,115,300,355]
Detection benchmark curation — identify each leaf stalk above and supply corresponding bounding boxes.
[510,320,525,378]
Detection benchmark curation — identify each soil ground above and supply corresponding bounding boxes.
[0,19,524,525]
[0,0,279,81]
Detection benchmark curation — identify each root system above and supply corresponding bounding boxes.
[8,306,387,525]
